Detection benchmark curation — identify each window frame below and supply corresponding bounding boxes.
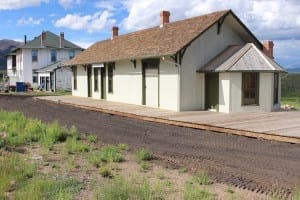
[94,68,99,92]
[108,62,114,93]
[32,50,38,62]
[73,66,77,90]
[242,72,259,106]
[273,72,279,104]
[69,50,75,59]
[51,50,57,62]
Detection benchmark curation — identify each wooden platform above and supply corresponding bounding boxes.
[38,96,300,144]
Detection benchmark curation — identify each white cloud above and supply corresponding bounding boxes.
[0,0,48,10]
[119,0,300,39]
[73,41,93,49]
[58,0,81,9]
[54,11,116,33]
[94,0,123,11]
[274,39,300,68]
[118,0,300,67]
[17,17,44,25]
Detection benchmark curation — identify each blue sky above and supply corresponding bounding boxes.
[1,0,299,69]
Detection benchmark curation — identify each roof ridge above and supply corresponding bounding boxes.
[101,10,230,41]
[254,43,276,70]
[226,43,252,71]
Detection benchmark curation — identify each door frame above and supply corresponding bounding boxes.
[87,65,92,97]
[205,72,219,110]
[142,58,160,106]
[101,64,106,99]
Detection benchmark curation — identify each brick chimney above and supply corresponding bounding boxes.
[111,26,119,40]
[262,40,274,59]
[41,31,46,47]
[60,32,64,48]
[160,11,170,27]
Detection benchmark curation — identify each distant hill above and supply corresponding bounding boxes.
[0,39,22,70]
[287,67,300,73]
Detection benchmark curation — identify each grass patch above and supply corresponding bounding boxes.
[14,175,82,200]
[179,167,188,174]
[193,170,209,185]
[281,73,300,109]
[99,165,113,178]
[88,145,124,167]
[94,176,165,200]
[183,183,214,200]
[0,153,36,198]
[117,143,128,151]
[139,161,152,172]
[134,148,153,163]
[281,96,300,110]
[292,187,300,200]
[65,136,89,154]
[0,110,78,149]
[87,134,97,143]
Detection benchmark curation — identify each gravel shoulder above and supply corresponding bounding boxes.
[0,95,299,198]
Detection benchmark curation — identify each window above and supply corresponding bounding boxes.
[51,50,57,62]
[73,66,77,90]
[242,73,259,105]
[94,68,99,92]
[32,50,38,62]
[69,50,75,59]
[273,73,279,104]
[108,62,114,93]
[32,72,38,83]
[12,55,16,69]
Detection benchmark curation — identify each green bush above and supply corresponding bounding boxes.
[99,165,112,178]
[134,148,153,163]
[193,170,209,185]
[88,145,124,167]
[0,111,79,149]
[87,134,97,143]
[65,136,89,154]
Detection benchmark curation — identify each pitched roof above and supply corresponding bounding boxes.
[20,31,82,49]
[198,43,285,72]
[35,61,62,73]
[66,10,237,66]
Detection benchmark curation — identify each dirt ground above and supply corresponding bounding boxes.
[0,95,300,198]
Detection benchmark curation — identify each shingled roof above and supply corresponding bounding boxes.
[19,31,82,49]
[67,10,239,66]
[198,43,285,72]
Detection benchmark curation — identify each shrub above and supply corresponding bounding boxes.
[99,165,112,178]
[0,111,79,149]
[87,134,97,143]
[193,170,209,185]
[139,161,152,172]
[88,145,124,166]
[65,137,89,154]
[134,148,153,163]
[117,143,128,151]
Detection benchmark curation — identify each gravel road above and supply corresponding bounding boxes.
[0,95,299,198]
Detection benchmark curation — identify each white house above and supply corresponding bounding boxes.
[65,10,285,113]
[7,31,83,91]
